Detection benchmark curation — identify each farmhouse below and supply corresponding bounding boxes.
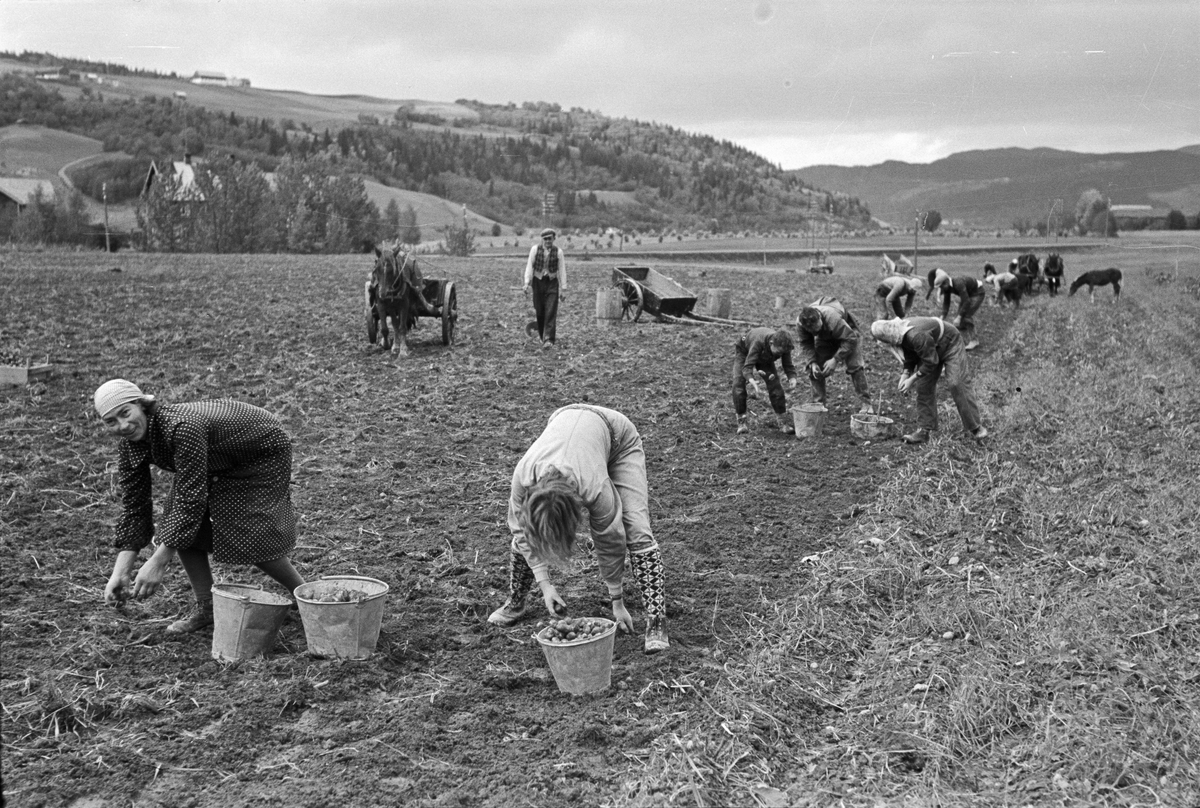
[1110,204,1172,230]
[0,178,56,214]
[191,70,227,85]
[142,156,205,202]
[190,70,251,87]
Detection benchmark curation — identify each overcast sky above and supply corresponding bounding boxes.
[4,0,1197,168]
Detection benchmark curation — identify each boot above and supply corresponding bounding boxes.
[778,412,795,435]
[629,549,670,654]
[902,427,931,444]
[736,414,749,434]
[166,596,214,634]
[488,550,535,626]
[644,614,669,655]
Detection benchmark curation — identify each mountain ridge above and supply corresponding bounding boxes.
[791,146,1200,229]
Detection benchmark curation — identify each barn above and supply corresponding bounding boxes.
[0,178,56,215]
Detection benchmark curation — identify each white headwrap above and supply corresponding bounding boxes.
[94,379,144,417]
[870,319,912,363]
[933,268,951,288]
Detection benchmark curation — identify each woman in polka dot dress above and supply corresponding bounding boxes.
[94,379,306,633]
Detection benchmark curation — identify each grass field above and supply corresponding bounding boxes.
[2,239,1198,807]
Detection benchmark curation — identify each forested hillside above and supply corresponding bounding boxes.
[0,54,872,238]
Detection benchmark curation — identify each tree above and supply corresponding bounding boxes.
[441,223,475,256]
[399,204,421,246]
[1166,209,1187,230]
[384,199,401,241]
[920,210,942,232]
[1074,189,1116,236]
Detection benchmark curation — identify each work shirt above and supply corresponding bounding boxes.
[796,302,860,368]
[508,405,651,597]
[937,276,984,319]
[898,317,958,377]
[877,276,919,311]
[736,327,798,382]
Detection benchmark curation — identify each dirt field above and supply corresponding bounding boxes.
[2,244,1197,807]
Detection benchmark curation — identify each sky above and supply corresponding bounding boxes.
[3,0,1198,168]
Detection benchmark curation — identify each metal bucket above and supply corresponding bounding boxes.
[294,576,389,660]
[793,403,828,438]
[851,413,895,439]
[534,619,617,695]
[210,583,294,662]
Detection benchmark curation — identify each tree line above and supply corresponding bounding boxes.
[0,67,873,252]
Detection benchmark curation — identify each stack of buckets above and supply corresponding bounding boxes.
[294,575,389,660]
[535,618,618,695]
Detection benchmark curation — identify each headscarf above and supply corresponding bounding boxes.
[94,378,144,418]
[870,319,912,363]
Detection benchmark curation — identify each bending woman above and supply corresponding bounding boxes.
[488,404,669,654]
[95,379,306,633]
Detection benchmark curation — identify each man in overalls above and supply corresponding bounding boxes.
[524,228,566,347]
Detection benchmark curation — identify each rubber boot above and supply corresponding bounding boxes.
[629,549,669,654]
[488,550,535,626]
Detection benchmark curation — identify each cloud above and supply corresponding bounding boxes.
[3,0,1197,164]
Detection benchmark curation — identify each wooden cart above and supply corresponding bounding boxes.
[611,265,760,328]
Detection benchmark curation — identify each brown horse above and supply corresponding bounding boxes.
[368,244,436,356]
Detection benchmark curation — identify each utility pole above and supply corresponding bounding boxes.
[103,182,111,252]
[913,211,921,279]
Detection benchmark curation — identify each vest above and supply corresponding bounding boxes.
[532,245,560,279]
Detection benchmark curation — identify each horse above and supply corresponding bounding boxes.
[1069,268,1122,303]
[1043,253,1065,296]
[368,244,436,356]
[1016,253,1042,293]
[984,263,1025,308]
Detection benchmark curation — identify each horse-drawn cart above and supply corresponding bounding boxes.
[365,274,458,349]
[611,265,760,328]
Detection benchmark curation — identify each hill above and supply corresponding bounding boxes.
[792,146,1200,230]
[0,53,871,238]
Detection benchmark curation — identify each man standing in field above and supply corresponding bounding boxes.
[524,228,566,348]
[795,298,875,414]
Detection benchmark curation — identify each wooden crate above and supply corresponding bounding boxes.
[0,363,53,386]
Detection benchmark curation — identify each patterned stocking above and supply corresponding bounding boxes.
[508,550,535,606]
[629,549,666,620]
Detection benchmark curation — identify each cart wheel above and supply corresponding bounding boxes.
[441,282,458,346]
[364,281,378,344]
[617,279,644,322]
